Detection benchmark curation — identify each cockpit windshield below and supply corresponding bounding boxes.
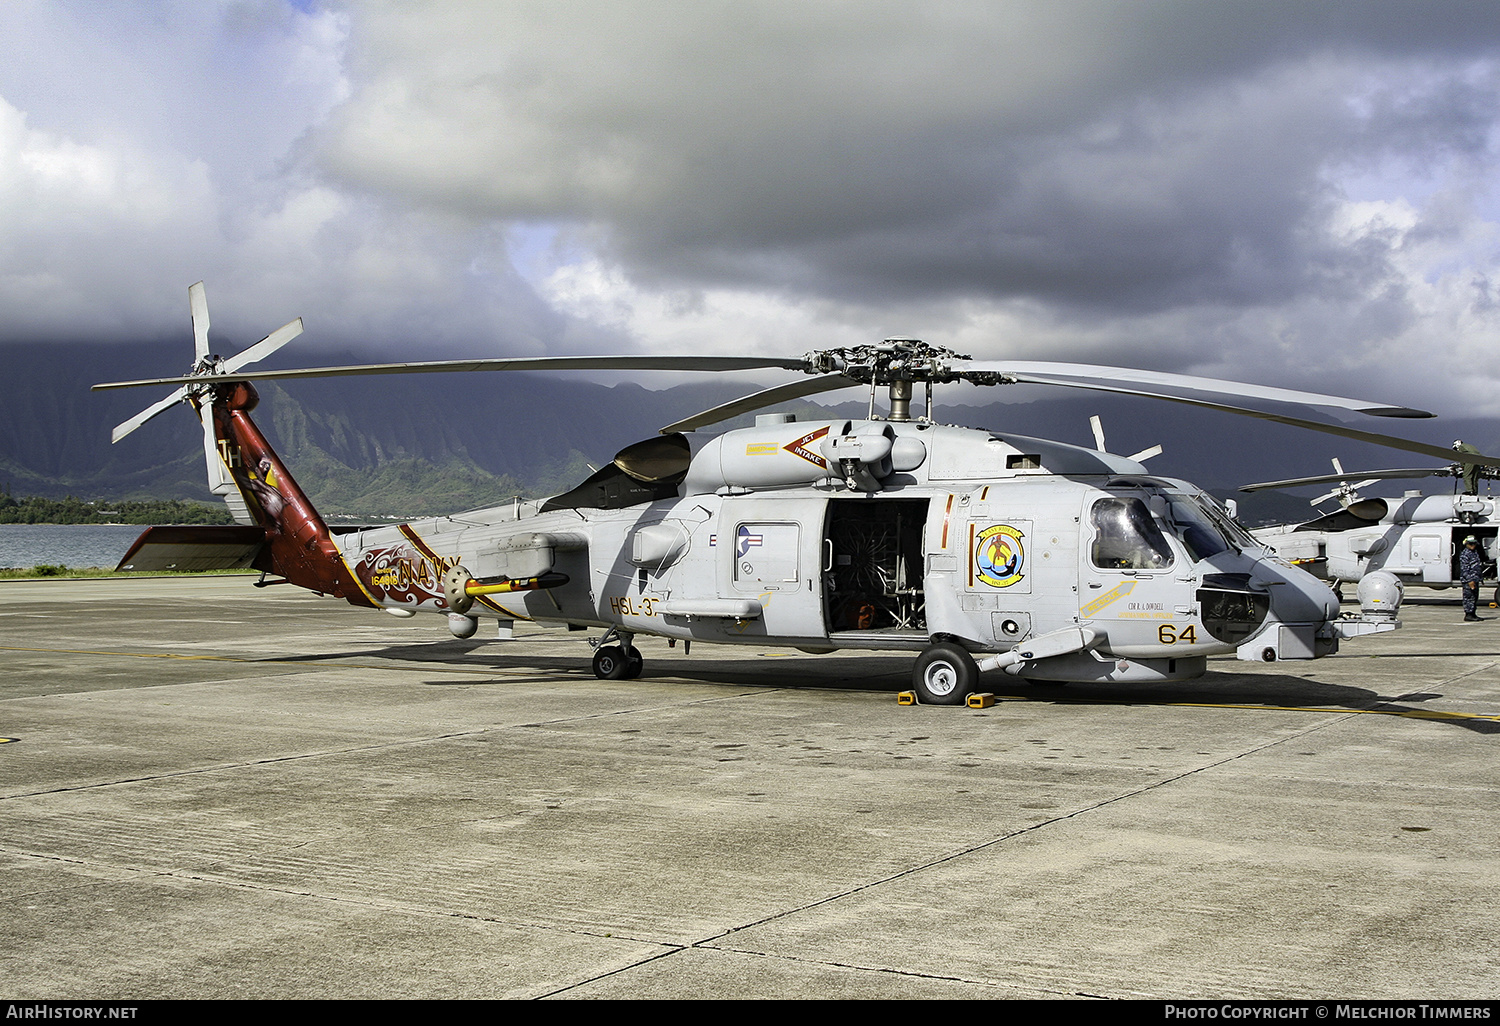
[1163,494,1233,561]
[1162,489,1258,561]
[1092,487,1258,569]
[1090,497,1175,570]
[1200,494,1259,551]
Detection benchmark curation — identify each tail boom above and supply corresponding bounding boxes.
[205,381,376,607]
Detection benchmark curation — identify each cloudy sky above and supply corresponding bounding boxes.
[4,0,1500,416]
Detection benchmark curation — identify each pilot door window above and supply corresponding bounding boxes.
[1090,497,1175,571]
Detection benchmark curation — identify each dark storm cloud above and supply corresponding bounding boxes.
[2,1,1499,413]
[313,1,1500,317]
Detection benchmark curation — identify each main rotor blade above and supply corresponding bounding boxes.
[972,371,1500,469]
[1241,468,1453,492]
[963,361,1433,419]
[92,354,812,390]
[659,373,862,434]
[189,282,210,363]
[111,386,188,444]
[222,318,304,374]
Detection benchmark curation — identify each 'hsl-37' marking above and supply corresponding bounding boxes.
[608,596,660,617]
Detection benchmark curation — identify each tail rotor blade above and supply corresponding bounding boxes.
[110,282,309,446]
[189,282,210,362]
[112,386,188,443]
[223,318,304,374]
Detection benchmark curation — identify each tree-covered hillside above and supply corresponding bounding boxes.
[0,493,233,525]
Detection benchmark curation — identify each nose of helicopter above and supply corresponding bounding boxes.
[1253,560,1340,625]
[1212,555,1344,662]
[1197,555,1338,655]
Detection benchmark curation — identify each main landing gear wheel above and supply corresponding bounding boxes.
[593,645,645,680]
[593,646,629,680]
[912,642,979,705]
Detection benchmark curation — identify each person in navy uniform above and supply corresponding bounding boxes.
[1460,535,1485,621]
[1453,440,1483,495]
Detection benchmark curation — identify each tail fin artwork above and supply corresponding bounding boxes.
[194,379,369,600]
[106,283,373,606]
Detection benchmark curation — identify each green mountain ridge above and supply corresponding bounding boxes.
[5,340,1497,525]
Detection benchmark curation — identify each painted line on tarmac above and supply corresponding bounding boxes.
[0,728,494,802]
[1166,701,1500,722]
[983,694,1500,722]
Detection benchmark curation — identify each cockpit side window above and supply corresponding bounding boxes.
[1090,497,1175,570]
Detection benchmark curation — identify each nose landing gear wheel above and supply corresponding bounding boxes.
[912,642,979,705]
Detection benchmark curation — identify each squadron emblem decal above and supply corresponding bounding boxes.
[974,524,1025,588]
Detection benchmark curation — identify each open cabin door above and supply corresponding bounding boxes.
[824,498,928,640]
[1447,525,1499,585]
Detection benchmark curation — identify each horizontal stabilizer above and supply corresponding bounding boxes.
[115,525,267,573]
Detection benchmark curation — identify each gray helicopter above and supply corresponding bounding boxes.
[94,284,1500,705]
[1243,456,1500,604]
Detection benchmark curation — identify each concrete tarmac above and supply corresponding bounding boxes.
[1,575,1497,1000]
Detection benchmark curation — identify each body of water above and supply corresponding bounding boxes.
[0,524,149,569]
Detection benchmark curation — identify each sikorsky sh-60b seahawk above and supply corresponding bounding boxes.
[1243,457,1500,604]
[94,284,1500,704]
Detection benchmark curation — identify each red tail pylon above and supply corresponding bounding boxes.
[206,381,376,607]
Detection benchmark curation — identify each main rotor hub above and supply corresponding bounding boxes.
[800,338,1007,422]
[802,338,972,385]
